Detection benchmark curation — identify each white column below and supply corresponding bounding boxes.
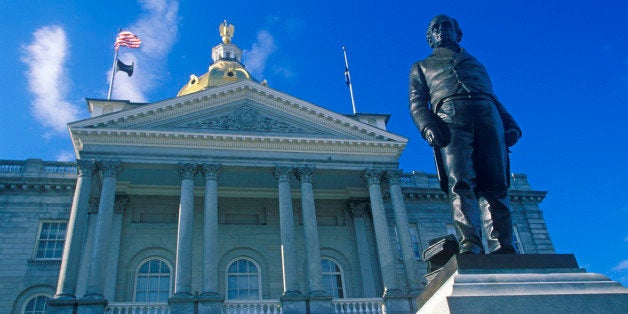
[295,166,325,296]
[349,202,377,297]
[363,169,402,297]
[274,166,302,296]
[385,170,421,294]
[104,196,127,300]
[54,159,95,300]
[174,163,197,297]
[84,160,123,299]
[200,163,221,297]
[75,198,99,297]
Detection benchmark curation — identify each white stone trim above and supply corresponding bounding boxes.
[71,128,405,156]
[70,81,407,143]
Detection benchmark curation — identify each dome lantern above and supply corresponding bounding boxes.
[177,20,255,97]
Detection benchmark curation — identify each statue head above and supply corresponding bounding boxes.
[426,14,463,49]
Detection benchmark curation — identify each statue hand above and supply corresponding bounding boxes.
[504,129,521,147]
[424,125,451,148]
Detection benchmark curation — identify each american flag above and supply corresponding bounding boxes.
[115,31,141,50]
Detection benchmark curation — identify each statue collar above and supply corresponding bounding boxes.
[431,47,463,58]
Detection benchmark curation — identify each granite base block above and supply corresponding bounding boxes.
[416,254,628,314]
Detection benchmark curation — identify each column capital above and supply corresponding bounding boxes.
[178,163,198,179]
[363,169,383,186]
[99,161,123,178]
[294,166,314,183]
[273,166,293,182]
[200,163,221,180]
[384,170,403,185]
[349,202,370,218]
[76,159,97,177]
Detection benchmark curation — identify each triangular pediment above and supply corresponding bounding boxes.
[69,80,407,163]
[71,81,406,142]
[120,101,353,139]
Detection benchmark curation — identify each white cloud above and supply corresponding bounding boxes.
[110,0,179,102]
[55,150,76,162]
[612,260,628,271]
[243,30,277,79]
[272,65,295,78]
[21,25,80,134]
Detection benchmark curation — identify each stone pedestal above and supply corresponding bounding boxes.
[45,299,76,314]
[75,298,108,314]
[280,294,308,314]
[307,294,333,314]
[416,254,628,314]
[198,293,224,314]
[169,295,195,314]
[383,295,414,314]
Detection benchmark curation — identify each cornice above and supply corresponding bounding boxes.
[70,81,407,144]
[71,128,406,157]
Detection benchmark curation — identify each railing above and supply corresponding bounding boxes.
[400,173,415,186]
[107,298,384,314]
[107,302,169,314]
[0,159,78,179]
[332,298,384,314]
[43,161,78,174]
[0,160,24,173]
[223,300,282,314]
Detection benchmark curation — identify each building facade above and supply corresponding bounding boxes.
[0,23,553,314]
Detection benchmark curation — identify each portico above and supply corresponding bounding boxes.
[43,67,422,313]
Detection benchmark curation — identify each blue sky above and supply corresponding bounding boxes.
[1,0,626,286]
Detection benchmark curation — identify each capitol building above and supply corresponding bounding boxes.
[1,23,559,314]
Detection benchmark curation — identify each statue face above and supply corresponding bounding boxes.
[427,16,460,49]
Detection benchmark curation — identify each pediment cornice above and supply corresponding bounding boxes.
[70,127,406,157]
[69,81,407,143]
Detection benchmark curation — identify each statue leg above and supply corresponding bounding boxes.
[475,100,515,254]
[439,102,484,254]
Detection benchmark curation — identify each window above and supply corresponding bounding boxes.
[134,258,172,302]
[513,225,524,254]
[34,221,67,260]
[22,294,49,314]
[395,225,422,259]
[226,258,261,300]
[321,258,345,298]
[409,225,421,259]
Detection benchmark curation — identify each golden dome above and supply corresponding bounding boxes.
[177,21,256,97]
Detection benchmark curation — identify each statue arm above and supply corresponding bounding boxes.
[494,100,522,146]
[409,62,445,138]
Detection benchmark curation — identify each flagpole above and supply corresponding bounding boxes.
[107,29,121,100]
[107,48,118,100]
[342,46,357,114]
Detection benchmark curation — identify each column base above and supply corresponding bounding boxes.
[198,292,224,314]
[169,294,195,314]
[76,298,108,314]
[308,294,333,314]
[46,298,77,314]
[280,293,307,314]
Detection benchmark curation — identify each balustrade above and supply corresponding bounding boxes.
[332,298,384,314]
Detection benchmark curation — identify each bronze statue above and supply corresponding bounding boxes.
[409,14,522,254]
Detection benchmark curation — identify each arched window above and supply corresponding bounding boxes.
[134,257,172,302]
[22,294,49,314]
[321,258,345,298]
[226,257,261,300]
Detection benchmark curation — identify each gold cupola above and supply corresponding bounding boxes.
[177,21,256,96]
